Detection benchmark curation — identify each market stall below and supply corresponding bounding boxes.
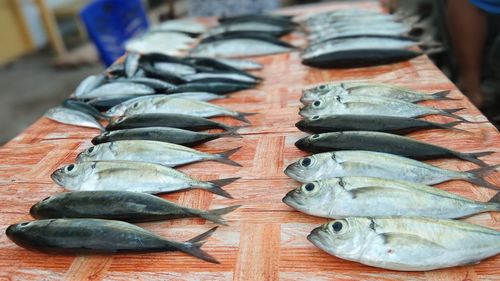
[0,1,498,280]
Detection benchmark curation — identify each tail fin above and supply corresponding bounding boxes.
[465,164,500,190]
[487,192,500,204]
[206,177,239,198]
[434,121,467,132]
[458,151,495,167]
[219,129,242,139]
[199,205,241,225]
[430,90,459,101]
[439,108,470,122]
[214,147,242,167]
[175,227,219,264]
[234,112,257,124]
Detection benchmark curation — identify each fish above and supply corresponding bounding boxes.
[77,140,242,167]
[284,151,499,190]
[183,72,258,84]
[140,63,188,85]
[296,115,464,134]
[190,36,293,58]
[295,131,493,166]
[74,74,106,97]
[125,52,141,77]
[91,127,240,147]
[30,191,240,224]
[283,177,500,219]
[117,77,175,91]
[79,82,155,99]
[106,113,242,132]
[299,95,466,121]
[308,216,500,271]
[44,107,104,130]
[152,61,198,76]
[167,92,228,101]
[151,18,207,35]
[112,96,255,123]
[62,99,110,121]
[219,14,296,27]
[51,161,238,198]
[206,22,292,37]
[6,218,219,263]
[167,81,255,95]
[301,82,454,104]
[215,58,263,70]
[302,46,421,68]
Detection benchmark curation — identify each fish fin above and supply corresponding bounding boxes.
[434,121,468,132]
[175,227,219,264]
[459,151,495,167]
[206,177,239,198]
[214,147,242,167]
[466,164,500,190]
[439,108,469,122]
[488,192,500,204]
[199,205,241,225]
[219,129,242,139]
[430,90,459,101]
[234,112,257,124]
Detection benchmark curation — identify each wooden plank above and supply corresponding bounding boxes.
[0,1,499,280]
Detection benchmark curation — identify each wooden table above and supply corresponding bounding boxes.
[0,2,499,280]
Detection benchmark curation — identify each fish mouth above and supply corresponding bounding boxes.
[295,120,305,131]
[91,135,102,145]
[50,169,63,187]
[294,138,307,150]
[282,190,304,209]
[300,96,313,105]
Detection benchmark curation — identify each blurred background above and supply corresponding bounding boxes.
[0,0,499,144]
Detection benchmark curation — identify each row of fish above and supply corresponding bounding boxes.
[301,8,436,68]
[8,47,263,263]
[283,80,500,271]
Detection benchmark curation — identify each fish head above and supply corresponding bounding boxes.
[284,152,335,181]
[299,98,328,118]
[282,181,334,213]
[76,144,106,162]
[308,218,368,260]
[294,133,323,151]
[106,103,128,117]
[29,194,62,219]
[6,219,55,248]
[91,131,111,145]
[301,84,345,103]
[51,162,93,188]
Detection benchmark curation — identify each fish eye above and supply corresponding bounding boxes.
[301,157,311,167]
[132,102,139,108]
[312,115,320,120]
[318,85,326,90]
[311,134,319,139]
[87,147,94,153]
[304,183,315,191]
[313,100,321,107]
[66,164,75,172]
[329,221,345,233]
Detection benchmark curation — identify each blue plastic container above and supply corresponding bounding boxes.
[80,0,150,66]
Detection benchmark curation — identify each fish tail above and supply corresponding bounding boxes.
[174,227,219,264]
[435,121,468,132]
[465,164,500,190]
[221,124,250,132]
[440,108,468,122]
[487,192,500,205]
[220,129,242,139]
[234,112,257,124]
[206,177,239,198]
[458,151,495,167]
[199,205,241,225]
[214,147,242,167]
[430,90,459,101]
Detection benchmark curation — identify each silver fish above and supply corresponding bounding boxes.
[308,217,500,271]
[167,92,227,101]
[51,161,237,198]
[113,97,253,123]
[216,58,263,70]
[301,82,452,104]
[76,140,241,167]
[44,107,103,130]
[125,52,141,77]
[283,177,500,219]
[153,62,197,76]
[190,38,292,58]
[80,82,155,99]
[299,95,465,121]
[284,151,499,190]
[183,72,257,83]
[74,74,106,97]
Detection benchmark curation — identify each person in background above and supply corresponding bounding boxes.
[187,0,279,17]
[447,0,500,108]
